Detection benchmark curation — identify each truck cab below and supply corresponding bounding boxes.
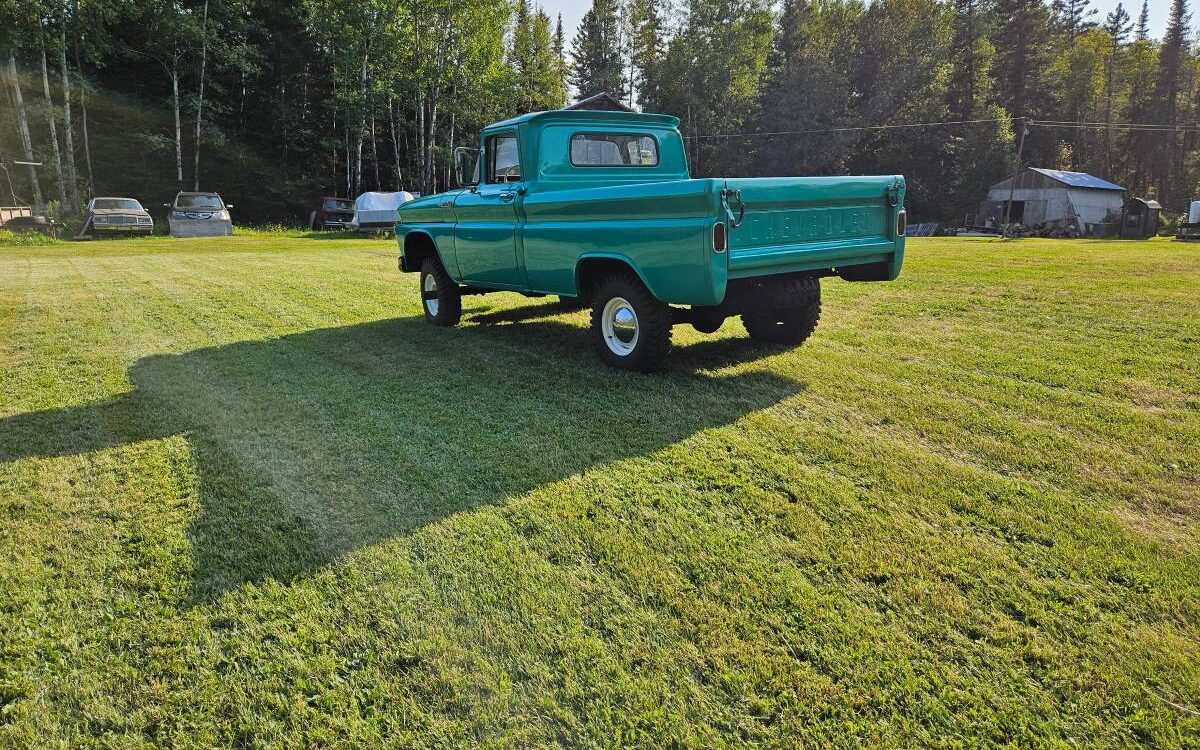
[396,109,906,371]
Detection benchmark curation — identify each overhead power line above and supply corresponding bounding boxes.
[681,117,1200,140]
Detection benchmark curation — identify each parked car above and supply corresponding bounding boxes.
[165,192,233,237]
[395,109,906,371]
[309,196,355,230]
[82,197,154,236]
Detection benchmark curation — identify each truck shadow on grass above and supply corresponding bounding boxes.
[0,316,801,603]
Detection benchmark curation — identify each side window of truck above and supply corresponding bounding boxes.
[487,134,521,183]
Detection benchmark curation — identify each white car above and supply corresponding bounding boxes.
[166,192,233,237]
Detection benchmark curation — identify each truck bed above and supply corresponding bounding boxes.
[517,175,905,305]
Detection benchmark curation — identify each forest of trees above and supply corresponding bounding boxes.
[2,0,1199,224]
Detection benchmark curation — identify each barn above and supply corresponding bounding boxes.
[975,168,1126,236]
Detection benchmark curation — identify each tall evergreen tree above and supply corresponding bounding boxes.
[1135,0,1150,40]
[1102,3,1134,174]
[990,0,1053,163]
[1104,2,1134,45]
[1051,0,1098,41]
[946,0,1016,221]
[511,1,566,111]
[628,0,664,109]
[1152,0,1190,207]
[569,0,626,101]
[553,13,567,94]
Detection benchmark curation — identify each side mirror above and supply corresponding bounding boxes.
[225,204,234,210]
[453,146,479,189]
[162,203,170,208]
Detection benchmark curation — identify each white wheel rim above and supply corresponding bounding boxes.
[423,274,439,316]
[601,296,639,356]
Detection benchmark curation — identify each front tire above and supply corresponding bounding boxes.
[590,274,672,371]
[742,276,821,345]
[420,256,462,326]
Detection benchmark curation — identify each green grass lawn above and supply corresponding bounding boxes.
[0,234,1197,748]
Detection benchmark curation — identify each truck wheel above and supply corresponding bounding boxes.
[420,256,462,326]
[742,276,821,345]
[590,274,672,371]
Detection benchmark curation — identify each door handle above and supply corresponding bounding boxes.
[499,191,515,202]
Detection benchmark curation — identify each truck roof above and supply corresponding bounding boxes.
[485,109,680,132]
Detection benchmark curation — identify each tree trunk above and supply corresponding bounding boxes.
[7,51,43,208]
[40,41,68,211]
[355,46,369,196]
[171,65,183,184]
[193,0,209,191]
[417,91,426,194]
[370,108,380,190]
[73,37,93,195]
[389,95,402,188]
[58,31,80,211]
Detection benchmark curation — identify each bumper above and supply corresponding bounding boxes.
[169,219,234,237]
[93,223,153,233]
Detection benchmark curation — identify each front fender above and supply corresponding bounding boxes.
[396,224,460,279]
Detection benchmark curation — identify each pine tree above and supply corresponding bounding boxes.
[1051,0,1098,41]
[1152,0,1190,207]
[511,0,566,111]
[1104,2,1133,45]
[990,0,1053,163]
[553,13,567,93]
[1102,3,1134,174]
[628,0,664,109]
[1135,0,1149,39]
[568,0,626,101]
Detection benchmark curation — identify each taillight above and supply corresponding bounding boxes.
[713,222,727,252]
[896,210,907,237]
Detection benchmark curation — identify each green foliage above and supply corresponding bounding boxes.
[0,228,63,246]
[568,0,627,102]
[5,0,1200,223]
[1,235,1198,744]
[509,0,566,111]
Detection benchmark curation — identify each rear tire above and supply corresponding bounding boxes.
[742,276,821,345]
[590,274,672,371]
[420,256,462,326]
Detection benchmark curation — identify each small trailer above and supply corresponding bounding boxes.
[0,206,33,227]
[350,191,415,229]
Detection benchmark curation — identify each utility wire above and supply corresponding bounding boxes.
[682,117,1200,140]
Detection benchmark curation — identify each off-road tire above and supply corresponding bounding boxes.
[420,256,462,326]
[590,274,672,371]
[741,276,821,345]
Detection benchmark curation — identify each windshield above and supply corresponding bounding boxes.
[176,194,224,210]
[323,198,353,211]
[93,198,143,211]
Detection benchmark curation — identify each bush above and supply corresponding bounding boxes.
[0,229,64,247]
[1158,212,1181,237]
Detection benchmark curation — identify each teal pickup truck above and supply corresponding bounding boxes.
[395,109,906,371]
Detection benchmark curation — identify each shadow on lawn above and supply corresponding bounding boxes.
[0,313,801,602]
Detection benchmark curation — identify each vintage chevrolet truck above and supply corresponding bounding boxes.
[395,109,906,371]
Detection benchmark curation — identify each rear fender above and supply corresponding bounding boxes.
[574,253,660,303]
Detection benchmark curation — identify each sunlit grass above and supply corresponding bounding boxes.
[0,235,1196,747]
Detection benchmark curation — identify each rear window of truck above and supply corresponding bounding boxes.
[570,133,659,167]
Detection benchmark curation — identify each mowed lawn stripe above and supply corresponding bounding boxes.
[0,234,1197,748]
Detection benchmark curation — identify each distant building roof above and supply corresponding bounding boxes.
[1027,168,1125,191]
[565,92,634,112]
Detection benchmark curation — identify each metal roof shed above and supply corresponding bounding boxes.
[976,167,1126,235]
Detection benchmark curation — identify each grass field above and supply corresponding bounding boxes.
[0,233,1197,748]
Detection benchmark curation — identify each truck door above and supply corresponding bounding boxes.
[453,132,526,288]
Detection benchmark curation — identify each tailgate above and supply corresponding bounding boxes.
[722,176,903,277]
